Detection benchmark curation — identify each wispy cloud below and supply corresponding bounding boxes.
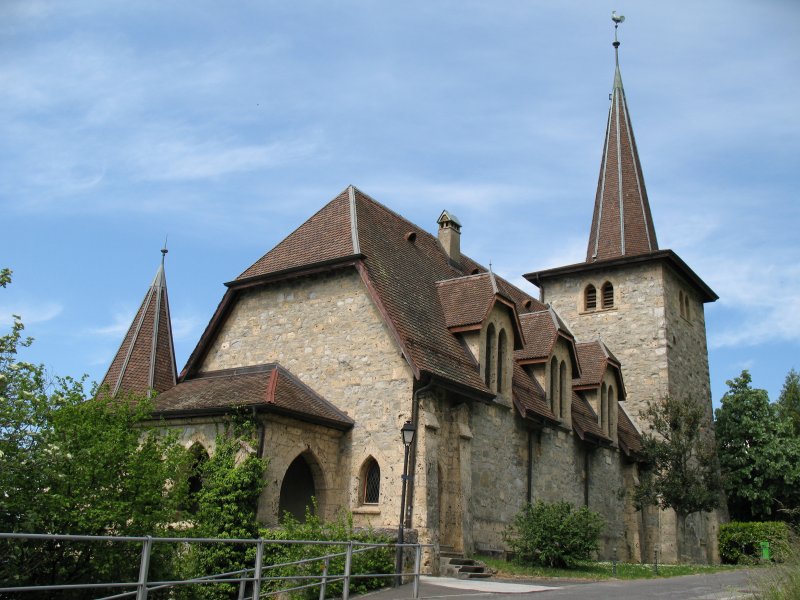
[0,302,63,326]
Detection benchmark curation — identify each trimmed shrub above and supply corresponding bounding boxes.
[503,500,605,568]
[718,521,792,564]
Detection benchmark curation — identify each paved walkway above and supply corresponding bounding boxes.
[358,570,758,599]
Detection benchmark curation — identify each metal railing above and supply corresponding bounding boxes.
[0,532,430,599]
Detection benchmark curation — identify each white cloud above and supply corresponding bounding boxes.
[0,301,62,326]
[89,309,135,338]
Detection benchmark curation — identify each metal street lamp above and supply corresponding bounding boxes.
[395,420,416,586]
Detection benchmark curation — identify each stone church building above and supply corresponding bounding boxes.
[101,37,720,564]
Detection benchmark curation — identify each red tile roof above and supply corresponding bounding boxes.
[154,363,353,430]
[101,260,177,397]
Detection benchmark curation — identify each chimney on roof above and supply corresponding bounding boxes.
[437,210,462,265]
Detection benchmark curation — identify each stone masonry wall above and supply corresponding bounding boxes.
[541,263,667,431]
[199,269,415,529]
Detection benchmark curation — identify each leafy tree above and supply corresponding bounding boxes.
[177,425,267,600]
[777,368,800,436]
[0,269,191,592]
[634,394,721,561]
[714,370,800,521]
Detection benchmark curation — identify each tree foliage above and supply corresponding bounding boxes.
[634,394,721,517]
[0,269,191,590]
[176,425,267,600]
[1,269,271,596]
[777,368,800,436]
[503,501,605,568]
[714,370,800,521]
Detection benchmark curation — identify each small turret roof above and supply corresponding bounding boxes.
[101,251,177,397]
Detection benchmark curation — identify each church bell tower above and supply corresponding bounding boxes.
[524,13,720,563]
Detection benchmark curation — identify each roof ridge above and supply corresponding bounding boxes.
[435,271,491,286]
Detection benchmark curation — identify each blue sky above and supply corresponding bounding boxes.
[1,1,798,407]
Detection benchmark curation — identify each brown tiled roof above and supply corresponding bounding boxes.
[573,340,625,399]
[436,273,525,349]
[571,391,611,444]
[101,261,177,397]
[436,273,497,330]
[185,186,547,399]
[515,307,577,368]
[516,311,556,362]
[586,60,658,262]
[237,189,357,281]
[154,363,353,430]
[617,404,643,458]
[512,363,558,424]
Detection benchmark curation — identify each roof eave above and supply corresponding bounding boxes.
[525,249,718,303]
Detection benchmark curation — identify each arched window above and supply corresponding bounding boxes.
[362,458,380,504]
[187,443,210,514]
[559,361,567,419]
[497,329,507,394]
[485,323,496,389]
[584,284,597,311]
[549,356,558,414]
[601,282,614,309]
[600,383,607,431]
[607,385,615,437]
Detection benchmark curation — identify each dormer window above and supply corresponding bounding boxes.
[601,282,614,309]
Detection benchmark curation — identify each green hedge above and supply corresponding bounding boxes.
[718,521,792,564]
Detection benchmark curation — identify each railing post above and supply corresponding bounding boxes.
[252,538,264,600]
[319,556,330,600]
[412,544,422,599]
[136,536,153,600]
[342,541,353,600]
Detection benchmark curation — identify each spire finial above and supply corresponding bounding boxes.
[611,11,625,64]
[161,236,168,265]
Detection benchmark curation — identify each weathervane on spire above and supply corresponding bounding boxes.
[161,235,169,264]
[611,11,625,65]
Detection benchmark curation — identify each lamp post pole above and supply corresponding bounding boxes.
[395,420,415,587]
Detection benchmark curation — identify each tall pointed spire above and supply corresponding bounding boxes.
[586,13,658,262]
[101,246,177,398]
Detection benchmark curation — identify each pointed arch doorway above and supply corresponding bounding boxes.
[278,452,323,522]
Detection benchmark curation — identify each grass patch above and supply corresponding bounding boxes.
[477,555,746,580]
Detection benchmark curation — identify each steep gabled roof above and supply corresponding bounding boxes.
[571,391,611,444]
[586,42,658,262]
[436,272,525,349]
[573,340,625,399]
[512,362,558,424]
[101,254,177,397]
[184,186,544,400]
[154,363,353,430]
[515,307,580,374]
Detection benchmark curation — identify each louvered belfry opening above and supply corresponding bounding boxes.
[585,285,597,310]
[602,282,614,308]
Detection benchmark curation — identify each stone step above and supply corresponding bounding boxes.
[461,571,493,580]
[445,558,475,566]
